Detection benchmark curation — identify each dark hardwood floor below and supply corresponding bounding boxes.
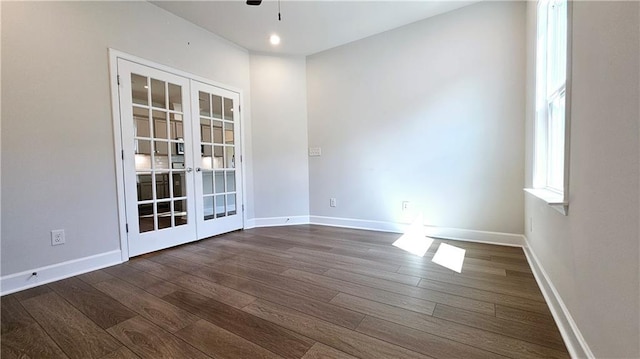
[1,225,570,358]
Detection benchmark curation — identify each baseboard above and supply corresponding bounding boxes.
[522,238,594,359]
[0,250,123,296]
[245,216,310,230]
[309,215,525,247]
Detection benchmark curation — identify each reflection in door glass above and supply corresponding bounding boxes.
[215,195,226,217]
[151,79,166,108]
[138,203,154,233]
[227,194,236,215]
[174,199,187,226]
[204,196,214,220]
[132,74,148,106]
[223,98,233,121]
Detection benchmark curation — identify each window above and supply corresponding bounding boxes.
[529,0,570,213]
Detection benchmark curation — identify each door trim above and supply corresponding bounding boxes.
[108,48,247,261]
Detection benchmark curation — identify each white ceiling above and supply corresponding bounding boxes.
[151,1,478,56]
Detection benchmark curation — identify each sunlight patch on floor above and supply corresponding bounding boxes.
[432,243,466,273]
[392,214,434,257]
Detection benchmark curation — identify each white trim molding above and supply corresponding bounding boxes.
[309,215,525,247]
[245,216,310,229]
[523,237,594,359]
[0,250,123,296]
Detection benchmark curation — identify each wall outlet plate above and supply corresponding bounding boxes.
[309,147,322,157]
[51,229,65,246]
[330,198,337,207]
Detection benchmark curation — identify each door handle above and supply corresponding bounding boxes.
[186,167,193,173]
[196,167,201,172]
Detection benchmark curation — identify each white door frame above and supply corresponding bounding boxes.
[108,48,248,262]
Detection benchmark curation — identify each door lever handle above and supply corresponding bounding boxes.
[196,167,202,172]
[186,167,193,173]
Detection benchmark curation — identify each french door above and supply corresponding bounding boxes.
[117,58,243,257]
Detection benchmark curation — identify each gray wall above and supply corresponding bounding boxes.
[1,1,253,275]
[306,1,526,234]
[249,54,310,219]
[524,2,640,357]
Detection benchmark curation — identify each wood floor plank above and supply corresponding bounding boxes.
[301,343,359,359]
[282,268,437,315]
[21,292,121,359]
[48,277,137,329]
[1,295,35,335]
[78,270,116,285]
[1,323,69,359]
[199,262,340,302]
[323,268,496,315]
[417,278,550,314]
[330,292,569,359]
[103,264,164,290]
[93,278,199,333]
[244,299,432,359]
[357,315,508,359]
[175,319,283,359]
[195,267,365,329]
[163,289,314,359]
[433,304,566,350]
[99,346,141,359]
[107,316,210,359]
[170,273,257,308]
[12,285,52,301]
[495,305,557,327]
[288,247,400,273]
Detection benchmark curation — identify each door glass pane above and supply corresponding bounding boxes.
[154,141,170,169]
[135,140,152,171]
[138,203,154,233]
[131,74,148,106]
[137,174,153,201]
[202,145,213,170]
[155,173,170,200]
[133,107,150,138]
[223,98,233,121]
[224,123,234,144]
[151,79,166,108]
[225,147,235,168]
[214,171,225,193]
[213,121,223,144]
[153,111,168,139]
[215,195,226,217]
[213,146,224,169]
[199,91,210,117]
[173,172,186,197]
[226,171,236,192]
[168,84,182,111]
[202,171,213,195]
[174,199,187,226]
[212,95,223,119]
[170,113,183,139]
[204,196,214,220]
[226,194,236,215]
[157,201,171,230]
[201,118,211,143]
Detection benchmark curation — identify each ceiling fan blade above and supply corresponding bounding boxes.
[246,0,262,5]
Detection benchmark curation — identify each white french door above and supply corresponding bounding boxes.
[191,82,243,238]
[116,57,243,257]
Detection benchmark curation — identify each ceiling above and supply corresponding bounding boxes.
[151,1,478,56]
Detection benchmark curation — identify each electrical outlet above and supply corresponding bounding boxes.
[330,198,337,207]
[51,229,65,246]
[402,201,411,211]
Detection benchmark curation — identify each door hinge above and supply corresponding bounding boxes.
[239,105,241,112]
[117,75,120,85]
[125,223,129,233]
[242,204,245,212]
[121,150,124,160]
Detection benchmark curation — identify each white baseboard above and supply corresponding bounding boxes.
[523,238,594,359]
[0,250,123,296]
[309,215,525,247]
[245,216,310,230]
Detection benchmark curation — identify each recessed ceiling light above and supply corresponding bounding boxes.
[270,34,281,46]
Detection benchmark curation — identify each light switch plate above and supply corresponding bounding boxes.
[309,147,322,157]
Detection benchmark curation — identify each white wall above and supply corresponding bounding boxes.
[306,1,526,234]
[1,1,253,276]
[524,2,640,358]
[249,54,310,220]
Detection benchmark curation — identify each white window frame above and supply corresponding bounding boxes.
[526,0,572,215]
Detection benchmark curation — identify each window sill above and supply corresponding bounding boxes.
[524,188,568,215]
